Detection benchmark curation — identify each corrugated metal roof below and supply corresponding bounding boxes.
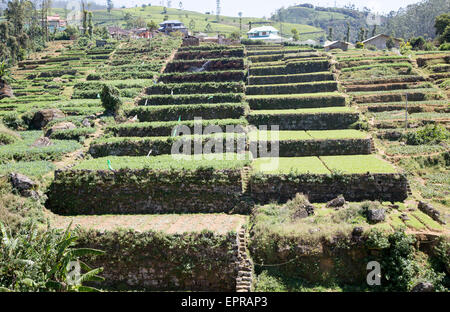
[247,26,279,34]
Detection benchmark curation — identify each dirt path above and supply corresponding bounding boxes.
[43,119,105,179]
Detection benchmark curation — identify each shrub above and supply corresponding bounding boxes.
[404,124,449,145]
[0,123,21,145]
[386,37,396,50]
[366,44,377,51]
[439,42,450,51]
[356,42,364,49]
[100,84,122,115]
[410,37,426,50]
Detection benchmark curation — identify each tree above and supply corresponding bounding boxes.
[372,25,377,37]
[440,25,450,43]
[327,27,333,41]
[229,31,240,40]
[434,13,450,35]
[216,0,220,22]
[238,12,243,33]
[346,22,350,42]
[291,28,299,41]
[410,36,426,50]
[358,27,365,42]
[101,84,122,115]
[205,23,212,33]
[147,20,158,32]
[435,13,450,43]
[386,36,396,50]
[107,0,113,13]
[189,19,195,31]
[82,9,87,36]
[87,11,93,37]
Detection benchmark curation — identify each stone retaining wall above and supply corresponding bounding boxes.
[77,229,241,291]
[249,173,409,203]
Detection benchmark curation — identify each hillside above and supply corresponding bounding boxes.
[380,0,450,39]
[273,0,450,42]
[49,5,324,40]
[271,4,368,42]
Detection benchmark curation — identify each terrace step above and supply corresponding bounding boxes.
[46,155,251,215]
[350,89,443,104]
[247,108,360,131]
[51,214,247,235]
[344,82,424,92]
[159,70,245,84]
[246,93,347,110]
[361,100,450,113]
[88,134,246,158]
[340,75,426,86]
[164,58,244,73]
[250,155,408,203]
[137,93,244,106]
[248,130,372,157]
[106,118,248,137]
[145,82,245,95]
[248,60,330,76]
[245,81,338,95]
[174,48,245,60]
[125,103,248,122]
[247,72,334,85]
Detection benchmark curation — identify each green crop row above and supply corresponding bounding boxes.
[246,81,338,95]
[0,131,82,164]
[106,118,249,137]
[159,70,246,83]
[137,93,244,106]
[145,82,245,95]
[126,103,248,122]
[248,72,334,85]
[246,93,347,110]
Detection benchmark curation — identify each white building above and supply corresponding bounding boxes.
[247,26,283,42]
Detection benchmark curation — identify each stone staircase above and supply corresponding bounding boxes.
[235,227,253,292]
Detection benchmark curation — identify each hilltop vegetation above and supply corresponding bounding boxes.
[272,0,450,42]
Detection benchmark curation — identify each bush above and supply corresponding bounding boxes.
[410,37,426,50]
[0,123,21,145]
[356,42,364,49]
[439,42,450,51]
[404,124,449,145]
[100,84,122,115]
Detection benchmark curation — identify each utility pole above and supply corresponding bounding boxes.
[238,12,242,34]
[216,0,220,23]
[405,93,408,129]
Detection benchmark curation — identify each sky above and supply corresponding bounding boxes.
[109,0,425,18]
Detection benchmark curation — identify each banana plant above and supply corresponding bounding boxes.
[0,222,105,292]
[0,61,16,83]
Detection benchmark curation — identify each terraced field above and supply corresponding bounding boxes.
[1,39,448,293]
[333,48,449,232]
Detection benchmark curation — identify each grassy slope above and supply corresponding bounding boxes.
[50,6,323,39]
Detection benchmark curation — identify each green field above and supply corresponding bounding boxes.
[248,129,368,141]
[321,155,397,174]
[252,156,330,174]
[73,154,251,171]
[249,107,355,115]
